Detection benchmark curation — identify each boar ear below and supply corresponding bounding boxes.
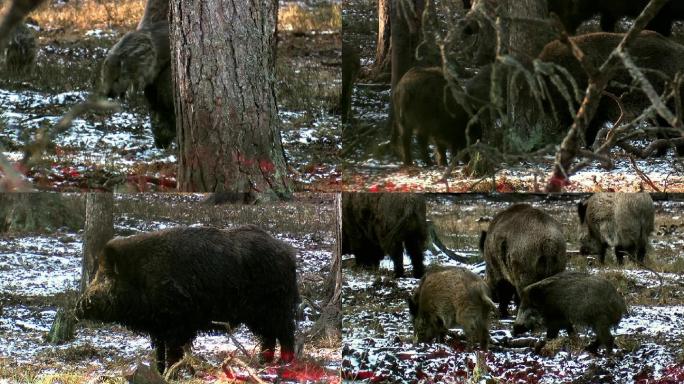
[407,295,418,317]
[479,231,487,252]
[577,201,588,223]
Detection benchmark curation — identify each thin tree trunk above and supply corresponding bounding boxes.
[308,194,342,342]
[80,193,113,293]
[170,0,291,198]
[369,0,392,81]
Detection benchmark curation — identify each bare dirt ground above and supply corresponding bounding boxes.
[341,0,684,193]
[342,194,684,383]
[0,0,341,192]
[0,193,340,383]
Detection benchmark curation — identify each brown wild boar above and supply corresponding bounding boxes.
[75,226,299,373]
[578,192,655,264]
[538,31,684,154]
[513,271,628,354]
[342,193,427,278]
[408,266,497,348]
[480,204,568,318]
[100,21,174,148]
[393,66,485,166]
[547,0,684,36]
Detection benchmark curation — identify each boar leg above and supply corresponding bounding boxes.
[599,13,618,32]
[405,238,425,278]
[389,246,405,278]
[636,244,647,263]
[597,242,608,264]
[434,143,447,167]
[260,335,277,363]
[151,337,166,373]
[399,124,414,166]
[416,132,433,166]
[614,244,634,265]
[494,280,515,318]
[165,342,184,370]
[278,322,296,363]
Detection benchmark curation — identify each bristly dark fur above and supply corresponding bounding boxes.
[342,193,427,278]
[76,225,299,373]
[480,204,567,318]
[547,0,684,36]
[514,271,627,353]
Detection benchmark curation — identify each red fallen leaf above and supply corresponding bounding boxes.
[384,181,396,190]
[354,370,374,380]
[368,185,380,192]
[496,180,515,193]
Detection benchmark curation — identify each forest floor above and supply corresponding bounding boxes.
[0,0,341,192]
[0,193,340,383]
[342,0,684,193]
[342,195,684,383]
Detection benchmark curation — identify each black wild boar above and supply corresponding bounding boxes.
[393,66,485,166]
[547,0,684,36]
[342,193,427,278]
[408,266,497,348]
[513,271,627,353]
[538,31,684,154]
[75,226,298,373]
[480,204,568,318]
[100,21,174,148]
[577,192,655,264]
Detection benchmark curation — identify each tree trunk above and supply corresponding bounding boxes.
[369,0,392,81]
[80,193,113,293]
[504,0,556,144]
[0,193,85,233]
[170,0,291,198]
[308,194,342,342]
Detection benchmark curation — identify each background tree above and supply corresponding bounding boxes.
[80,193,113,292]
[368,0,391,81]
[170,0,291,198]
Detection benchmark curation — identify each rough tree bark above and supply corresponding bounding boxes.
[138,0,169,29]
[170,0,291,198]
[80,193,114,293]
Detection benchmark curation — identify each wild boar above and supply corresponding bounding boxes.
[480,204,568,318]
[408,266,497,348]
[547,0,684,36]
[392,66,485,166]
[513,271,628,353]
[577,192,655,264]
[100,21,174,148]
[538,31,684,154]
[75,226,299,373]
[342,193,427,278]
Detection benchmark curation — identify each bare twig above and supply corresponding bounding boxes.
[629,155,661,192]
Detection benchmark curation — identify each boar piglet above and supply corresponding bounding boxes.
[408,266,497,349]
[513,271,627,354]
